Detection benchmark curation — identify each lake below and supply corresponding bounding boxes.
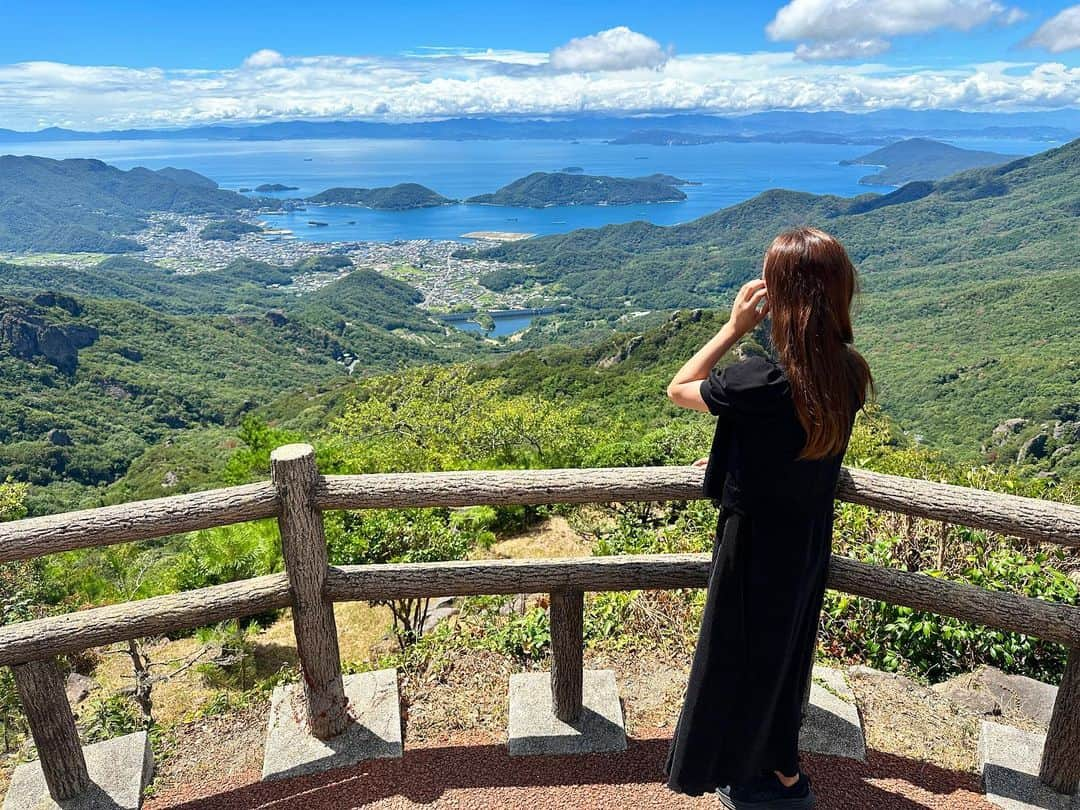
[446,311,539,337]
[1,136,1057,243]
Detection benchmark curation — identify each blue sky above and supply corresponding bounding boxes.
[0,0,1077,130]
[0,0,1076,67]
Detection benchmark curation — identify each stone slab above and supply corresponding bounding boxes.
[936,666,1059,727]
[508,669,626,756]
[261,669,402,781]
[3,731,152,810]
[799,665,866,761]
[979,720,1080,809]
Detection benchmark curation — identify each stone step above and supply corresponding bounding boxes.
[979,721,1079,810]
[799,665,867,761]
[261,668,403,781]
[507,669,626,756]
[3,731,152,810]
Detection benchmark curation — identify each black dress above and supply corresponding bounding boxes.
[663,355,858,796]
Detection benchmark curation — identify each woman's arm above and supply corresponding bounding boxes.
[665,279,768,412]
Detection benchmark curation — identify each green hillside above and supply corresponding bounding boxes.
[473,140,1080,466]
[307,183,454,209]
[466,171,688,206]
[0,156,267,252]
[839,137,1014,185]
[0,258,487,511]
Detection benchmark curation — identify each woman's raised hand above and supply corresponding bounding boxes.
[727,279,769,337]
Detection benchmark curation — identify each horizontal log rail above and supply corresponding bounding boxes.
[1,466,1078,566]
[0,574,291,667]
[1,553,1077,669]
[325,554,1080,647]
[0,481,279,564]
[2,451,1079,802]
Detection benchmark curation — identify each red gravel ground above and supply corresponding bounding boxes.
[147,726,996,809]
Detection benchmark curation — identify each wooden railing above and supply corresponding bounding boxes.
[1,443,1079,803]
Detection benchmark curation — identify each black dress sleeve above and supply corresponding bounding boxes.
[699,370,732,418]
[699,356,785,418]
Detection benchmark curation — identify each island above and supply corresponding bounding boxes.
[254,183,299,192]
[306,183,455,210]
[560,166,584,173]
[465,171,689,207]
[840,138,1014,186]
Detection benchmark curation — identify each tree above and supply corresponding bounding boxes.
[326,508,472,650]
[326,363,591,473]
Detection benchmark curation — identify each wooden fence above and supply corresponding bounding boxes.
[1,443,1079,803]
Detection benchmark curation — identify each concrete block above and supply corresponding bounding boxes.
[508,669,626,756]
[979,720,1080,809]
[800,665,866,761]
[261,669,402,781]
[3,731,152,810]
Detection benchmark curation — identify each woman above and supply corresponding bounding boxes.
[662,227,873,809]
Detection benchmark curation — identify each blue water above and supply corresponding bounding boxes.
[1,136,1059,243]
[449,312,537,337]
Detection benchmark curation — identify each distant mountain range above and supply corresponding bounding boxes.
[840,138,1015,186]
[1,109,1077,144]
[608,129,896,146]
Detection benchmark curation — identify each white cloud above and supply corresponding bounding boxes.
[768,0,1026,61]
[1024,5,1080,53]
[0,36,1076,131]
[243,49,285,69]
[795,38,891,61]
[549,27,669,72]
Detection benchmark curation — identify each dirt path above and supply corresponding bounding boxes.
[146,726,995,809]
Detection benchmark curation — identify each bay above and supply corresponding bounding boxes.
[1,136,1056,244]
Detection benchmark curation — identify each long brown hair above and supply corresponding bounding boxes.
[763,226,874,460]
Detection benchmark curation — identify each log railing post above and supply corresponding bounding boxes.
[271,444,349,740]
[12,658,90,801]
[1039,646,1080,794]
[550,588,584,722]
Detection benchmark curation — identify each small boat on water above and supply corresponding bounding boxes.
[308,220,329,227]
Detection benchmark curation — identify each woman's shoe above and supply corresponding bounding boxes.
[716,771,815,809]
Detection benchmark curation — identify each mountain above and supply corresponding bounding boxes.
[1,109,1075,143]
[307,183,454,210]
[0,255,484,508]
[154,167,219,189]
[471,139,1080,461]
[0,156,265,253]
[839,138,1015,185]
[466,172,688,207]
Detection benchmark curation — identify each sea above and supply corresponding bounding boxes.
[1,136,1060,244]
